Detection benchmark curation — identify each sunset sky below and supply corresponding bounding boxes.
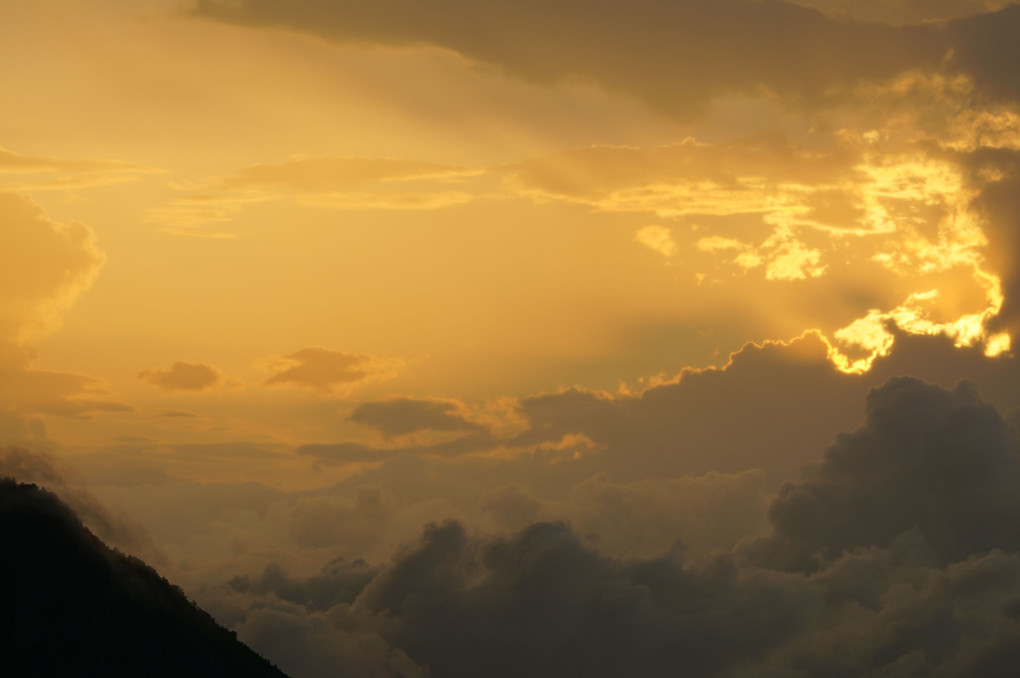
[6,1,1020,676]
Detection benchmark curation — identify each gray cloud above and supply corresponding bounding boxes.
[192,0,1020,118]
[746,377,1020,572]
[211,376,1020,676]
[349,397,487,437]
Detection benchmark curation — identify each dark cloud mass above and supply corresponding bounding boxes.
[209,377,1020,677]
[194,0,1020,117]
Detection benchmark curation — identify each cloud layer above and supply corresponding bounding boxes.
[208,377,1020,677]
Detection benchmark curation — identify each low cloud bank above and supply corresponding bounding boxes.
[204,376,1020,677]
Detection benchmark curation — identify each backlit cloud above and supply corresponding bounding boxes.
[0,193,105,348]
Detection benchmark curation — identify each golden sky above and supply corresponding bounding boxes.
[6,2,1020,675]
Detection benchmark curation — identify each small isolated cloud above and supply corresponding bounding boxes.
[136,361,224,392]
[634,225,677,258]
[264,348,403,394]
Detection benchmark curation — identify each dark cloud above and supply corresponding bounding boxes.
[288,487,397,551]
[136,361,225,392]
[214,376,1020,677]
[229,558,380,611]
[949,6,1020,104]
[512,331,866,485]
[299,331,1020,491]
[193,0,951,119]
[349,397,487,437]
[193,0,1020,121]
[963,149,1020,338]
[482,470,772,561]
[793,0,1012,25]
[746,377,1020,572]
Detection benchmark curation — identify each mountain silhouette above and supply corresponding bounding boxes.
[0,477,289,677]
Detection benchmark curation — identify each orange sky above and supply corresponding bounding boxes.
[6,3,1020,673]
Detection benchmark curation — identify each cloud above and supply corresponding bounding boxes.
[212,156,477,193]
[0,147,154,191]
[745,376,1020,572]
[212,376,1020,677]
[150,156,483,233]
[349,397,488,437]
[634,225,677,258]
[297,434,492,466]
[0,365,133,419]
[193,0,951,119]
[792,0,1012,25]
[136,361,225,392]
[264,348,403,394]
[206,593,426,678]
[0,192,105,347]
[511,136,1008,370]
[0,446,156,556]
[0,193,130,417]
[481,469,771,561]
[195,1,1020,120]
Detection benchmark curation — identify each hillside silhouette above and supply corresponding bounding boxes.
[0,477,289,677]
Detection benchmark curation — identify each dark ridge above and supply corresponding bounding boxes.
[0,477,289,677]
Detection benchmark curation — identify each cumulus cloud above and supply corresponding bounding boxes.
[0,193,129,417]
[136,361,225,392]
[0,192,105,347]
[264,348,403,394]
[211,376,1020,677]
[746,377,1020,572]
